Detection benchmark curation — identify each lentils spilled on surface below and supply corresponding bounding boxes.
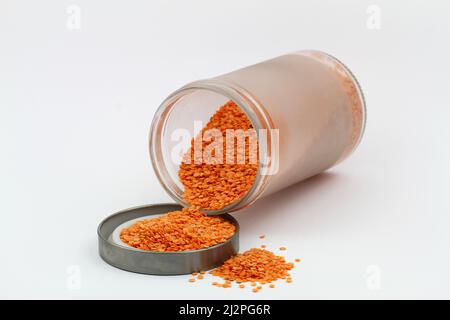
[209,248,294,292]
[190,234,299,292]
[179,101,259,210]
[120,207,235,252]
[121,100,298,291]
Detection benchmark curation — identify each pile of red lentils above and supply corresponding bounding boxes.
[121,101,257,251]
[120,101,299,291]
[188,236,300,293]
[179,101,259,210]
[210,248,294,291]
[120,207,235,252]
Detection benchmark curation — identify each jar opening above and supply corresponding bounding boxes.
[149,80,276,214]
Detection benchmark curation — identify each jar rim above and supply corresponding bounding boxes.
[149,79,276,215]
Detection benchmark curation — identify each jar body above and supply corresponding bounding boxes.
[150,50,365,213]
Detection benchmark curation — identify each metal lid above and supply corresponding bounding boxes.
[98,203,239,275]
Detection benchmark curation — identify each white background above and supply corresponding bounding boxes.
[1,0,449,299]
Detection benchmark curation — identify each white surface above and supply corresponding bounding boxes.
[110,214,164,249]
[1,0,450,299]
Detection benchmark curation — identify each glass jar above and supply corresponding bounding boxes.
[149,50,366,214]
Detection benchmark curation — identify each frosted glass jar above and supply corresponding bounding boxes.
[149,50,366,214]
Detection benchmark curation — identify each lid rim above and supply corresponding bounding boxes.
[98,203,239,275]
